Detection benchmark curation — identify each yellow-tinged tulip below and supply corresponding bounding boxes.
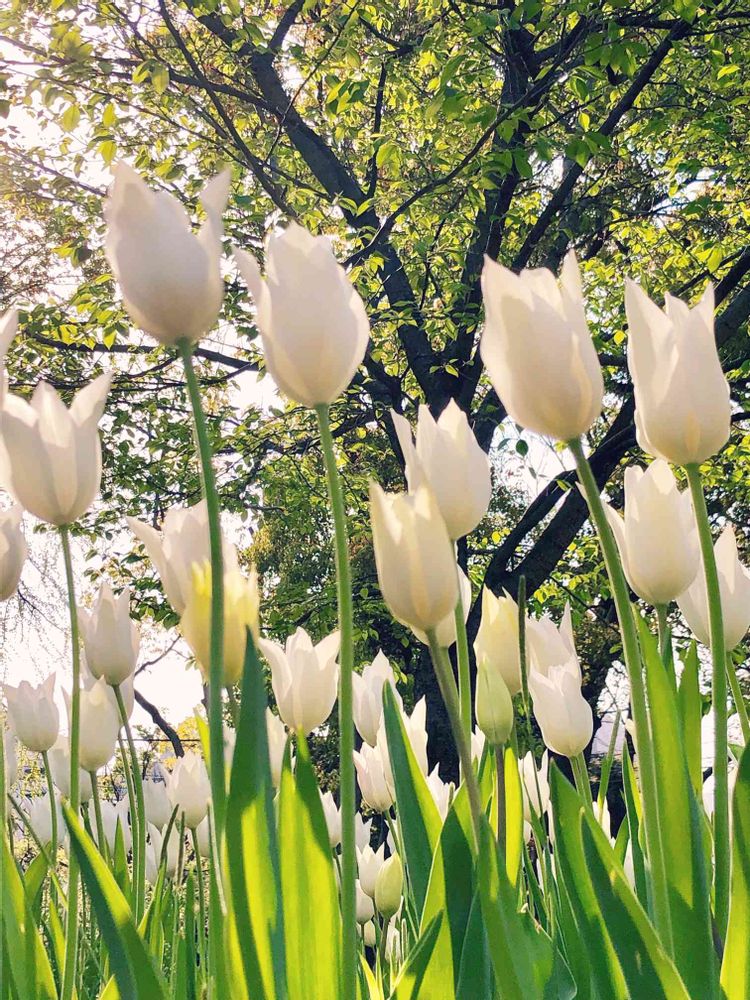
[105,163,229,345]
[167,751,211,829]
[625,281,730,465]
[374,853,403,918]
[473,586,522,696]
[480,252,603,441]
[180,562,260,687]
[677,525,750,650]
[603,460,700,605]
[369,481,458,633]
[475,663,513,746]
[234,222,369,407]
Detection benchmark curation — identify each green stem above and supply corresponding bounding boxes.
[453,565,472,741]
[495,745,506,852]
[169,815,187,991]
[727,655,750,744]
[177,339,226,842]
[569,438,673,951]
[117,735,137,891]
[655,604,669,661]
[426,630,483,846]
[191,827,206,980]
[59,524,82,1000]
[114,685,146,921]
[315,403,356,1000]
[42,750,58,861]
[571,754,592,809]
[685,464,729,937]
[89,772,107,859]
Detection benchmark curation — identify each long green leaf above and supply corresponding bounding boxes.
[62,801,166,999]
[391,915,442,999]
[1,838,57,1000]
[677,642,703,796]
[721,743,750,998]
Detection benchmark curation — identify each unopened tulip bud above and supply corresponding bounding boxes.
[625,282,730,466]
[529,663,593,758]
[361,921,376,947]
[473,587,522,695]
[475,664,513,746]
[481,252,603,441]
[375,853,403,918]
[392,400,491,539]
[24,794,63,849]
[604,461,700,606]
[0,505,26,600]
[259,627,339,736]
[678,525,750,649]
[79,582,140,686]
[320,791,341,849]
[143,777,172,830]
[4,673,59,753]
[105,164,229,346]
[65,679,120,773]
[195,816,211,858]
[181,562,260,686]
[0,375,111,525]
[148,822,183,881]
[357,843,386,898]
[356,881,374,924]
[519,751,550,822]
[101,799,132,854]
[234,223,369,407]
[48,736,93,802]
[352,650,400,747]
[167,751,211,829]
[369,482,457,633]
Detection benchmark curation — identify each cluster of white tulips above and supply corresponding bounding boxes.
[0,163,747,1000]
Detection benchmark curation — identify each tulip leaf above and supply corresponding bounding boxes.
[721,743,750,999]
[225,634,286,1000]
[1,836,57,1000]
[503,745,523,885]
[62,800,167,999]
[455,889,493,1000]
[621,748,649,908]
[391,914,442,999]
[677,641,703,795]
[638,617,718,997]
[278,733,341,1000]
[382,684,442,915]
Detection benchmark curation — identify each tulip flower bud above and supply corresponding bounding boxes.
[259,627,340,736]
[604,460,700,606]
[529,663,593,758]
[369,482,458,633]
[79,582,140,686]
[147,822,183,881]
[411,566,471,649]
[625,281,731,466]
[3,728,17,788]
[375,853,403,918]
[519,751,550,823]
[352,650,401,747]
[65,679,120,773]
[195,816,211,859]
[678,525,750,650]
[473,587,522,696]
[353,741,394,813]
[48,736,93,802]
[0,505,26,600]
[105,164,229,345]
[24,795,64,850]
[475,663,514,746]
[357,842,386,898]
[392,400,491,540]
[356,881,375,924]
[480,252,603,441]
[143,777,172,831]
[180,562,260,686]
[167,751,211,829]
[233,223,369,408]
[4,673,59,753]
[0,374,112,526]
[361,921,376,948]
[320,791,341,849]
[266,709,288,788]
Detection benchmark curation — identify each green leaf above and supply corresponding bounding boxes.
[60,103,80,131]
[721,743,750,998]
[150,63,169,95]
[62,801,167,999]
[382,684,442,915]
[278,734,341,1000]
[677,642,703,795]
[503,745,523,884]
[391,915,442,999]
[225,635,286,999]
[455,890,493,1000]
[1,838,57,1000]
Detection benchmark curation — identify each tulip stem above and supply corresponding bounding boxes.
[114,685,146,922]
[495,745,506,851]
[427,630,483,846]
[655,604,670,663]
[42,750,58,861]
[727,654,750,744]
[571,754,592,808]
[177,341,226,846]
[59,524,82,1000]
[315,403,356,1000]
[89,772,107,859]
[191,827,206,980]
[569,438,673,953]
[685,463,729,937]
[453,579,472,744]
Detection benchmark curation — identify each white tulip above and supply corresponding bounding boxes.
[353,741,394,814]
[234,222,369,407]
[391,400,491,539]
[320,791,341,849]
[0,307,18,402]
[626,281,731,465]
[470,727,486,765]
[4,673,59,753]
[0,374,111,525]
[105,163,229,345]
[529,662,593,758]
[527,604,581,681]
[678,525,750,650]
[259,627,340,736]
[266,709,288,787]
[143,777,172,831]
[426,765,454,820]
[374,853,403,918]
[480,252,603,441]
[101,798,132,854]
[48,736,93,802]
[473,587,522,696]
[356,880,375,924]
[23,795,64,849]
[352,651,401,747]
[355,813,373,852]
[357,842,386,898]
[65,679,121,773]
[195,816,211,858]
[81,656,134,720]
[167,751,211,829]
[475,663,513,747]
[3,729,17,787]
[519,751,550,823]
[604,461,700,606]
[147,822,183,881]
[369,482,458,633]
[0,504,26,600]
[79,583,140,686]
[361,921,376,948]
[376,698,429,795]
[411,566,471,649]
[127,500,238,616]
